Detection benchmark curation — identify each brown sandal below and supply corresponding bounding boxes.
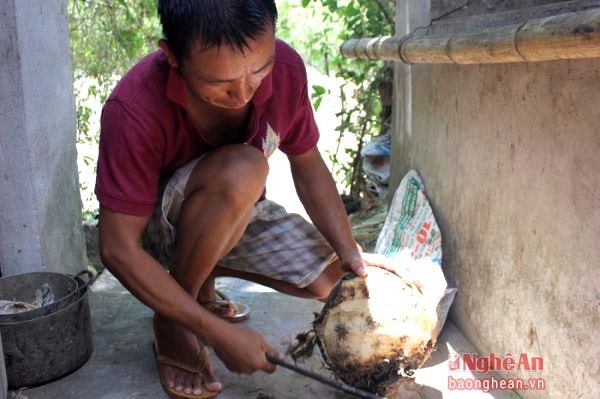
[153,342,221,399]
[201,290,250,323]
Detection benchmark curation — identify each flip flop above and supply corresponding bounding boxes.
[201,290,250,323]
[153,342,221,399]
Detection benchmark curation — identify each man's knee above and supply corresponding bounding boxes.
[186,144,269,200]
[221,144,269,179]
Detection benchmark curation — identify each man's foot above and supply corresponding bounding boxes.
[153,314,222,397]
[199,290,250,323]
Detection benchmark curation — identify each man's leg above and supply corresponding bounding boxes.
[154,144,268,396]
[214,257,344,300]
[214,199,349,301]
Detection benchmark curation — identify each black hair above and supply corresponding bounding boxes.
[158,0,278,61]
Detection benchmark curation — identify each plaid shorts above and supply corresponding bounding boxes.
[141,157,334,288]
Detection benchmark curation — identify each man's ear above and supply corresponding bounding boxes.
[158,39,178,68]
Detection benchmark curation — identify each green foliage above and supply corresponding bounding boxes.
[277,0,344,75]
[286,0,395,198]
[310,84,328,111]
[69,0,160,79]
[69,0,161,138]
[69,0,161,218]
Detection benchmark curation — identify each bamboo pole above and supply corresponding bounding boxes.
[340,8,600,64]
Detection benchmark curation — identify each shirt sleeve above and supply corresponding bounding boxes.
[94,99,163,216]
[277,58,320,156]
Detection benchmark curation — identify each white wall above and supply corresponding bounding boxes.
[0,0,86,276]
[392,53,600,399]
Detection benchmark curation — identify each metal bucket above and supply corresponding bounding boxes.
[0,271,92,323]
[0,273,94,389]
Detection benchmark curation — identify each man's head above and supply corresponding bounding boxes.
[158,0,278,62]
[157,0,278,110]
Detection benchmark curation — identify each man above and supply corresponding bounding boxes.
[95,1,369,398]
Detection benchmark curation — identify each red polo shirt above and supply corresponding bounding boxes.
[95,40,319,216]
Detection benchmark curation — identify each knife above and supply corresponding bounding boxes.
[266,354,384,399]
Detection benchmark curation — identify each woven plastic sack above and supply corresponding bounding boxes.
[375,170,457,337]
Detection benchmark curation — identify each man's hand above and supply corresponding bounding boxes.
[359,252,447,303]
[359,252,412,275]
[338,249,367,278]
[209,322,282,375]
[340,250,426,292]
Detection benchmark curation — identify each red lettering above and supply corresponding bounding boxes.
[416,222,432,244]
[518,353,530,371]
[463,354,477,371]
[416,229,427,244]
[489,353,502,371]
[531,356,544,371]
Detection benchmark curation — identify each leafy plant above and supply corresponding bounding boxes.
[69,0,161,218]
[294,0,395,199]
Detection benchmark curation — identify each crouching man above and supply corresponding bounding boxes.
[96,1,368,398]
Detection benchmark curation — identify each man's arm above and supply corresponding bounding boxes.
[288,147,366,276]
[98,207,279,373]
[99,209,203,323]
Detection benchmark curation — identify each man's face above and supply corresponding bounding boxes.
[178,28,276,110]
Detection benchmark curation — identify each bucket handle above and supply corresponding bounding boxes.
[74,270,97,295]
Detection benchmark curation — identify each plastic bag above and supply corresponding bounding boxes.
[375,170,457,338]
[361,133,391,198]
[0,283,54,315]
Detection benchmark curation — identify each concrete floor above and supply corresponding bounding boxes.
[10,271,515,399]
